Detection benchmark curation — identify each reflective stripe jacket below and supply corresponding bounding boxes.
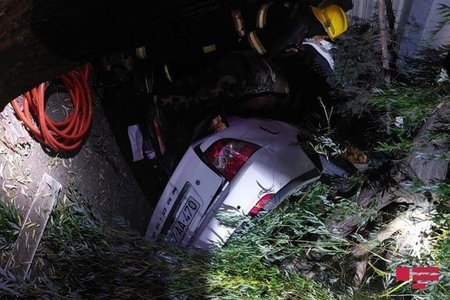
[233,1,315,55]
[140,1,319,84]
[144,1,314,62]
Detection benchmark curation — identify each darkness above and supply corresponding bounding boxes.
[90,2,339,210]
[91,56,169,207]
[26,0,355,215]
[90,54,334,217]
[30,0,242,62]
[15,1,364,298]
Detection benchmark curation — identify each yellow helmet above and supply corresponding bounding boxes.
[311,5,348,41]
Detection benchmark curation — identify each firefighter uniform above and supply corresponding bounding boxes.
[232,1,316,55]
[136,0,349,88]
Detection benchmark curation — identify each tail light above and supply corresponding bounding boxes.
[249,194,274,217]
[204,139,260,181]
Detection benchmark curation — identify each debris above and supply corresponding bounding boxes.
[0,103,32,155]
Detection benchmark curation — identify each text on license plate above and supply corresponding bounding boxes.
[170,197,200,243]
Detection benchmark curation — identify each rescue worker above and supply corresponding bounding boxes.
[234,2,349,56]
[146,1,352,116]
[134,0,351,90]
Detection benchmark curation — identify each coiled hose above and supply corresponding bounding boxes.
[11,63,93,152]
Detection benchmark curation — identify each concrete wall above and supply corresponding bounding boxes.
[345,0,450,66]
[426,0,450,49]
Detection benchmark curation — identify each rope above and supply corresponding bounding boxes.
[11,63,93,152]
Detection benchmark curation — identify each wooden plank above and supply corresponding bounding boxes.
[6,173,61,282]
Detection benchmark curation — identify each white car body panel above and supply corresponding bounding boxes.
[145,117,321,249]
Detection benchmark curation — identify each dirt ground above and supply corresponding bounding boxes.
[0,90,156,236]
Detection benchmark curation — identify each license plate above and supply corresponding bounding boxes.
[169,196,200,243]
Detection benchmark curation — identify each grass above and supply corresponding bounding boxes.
[376,205,450,300]
[0,198,21,252]
[1,16,450,299]
[2,168,446,299]
[0,187,208,299]
[333,82,450,299]
[1,79,450,299]
[0,184,341,299]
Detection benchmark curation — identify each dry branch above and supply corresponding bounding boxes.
[377,0,391,85]
[306,100,450,289]
[327,100,450,238]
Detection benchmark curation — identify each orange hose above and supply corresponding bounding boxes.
[11,63,93,152]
